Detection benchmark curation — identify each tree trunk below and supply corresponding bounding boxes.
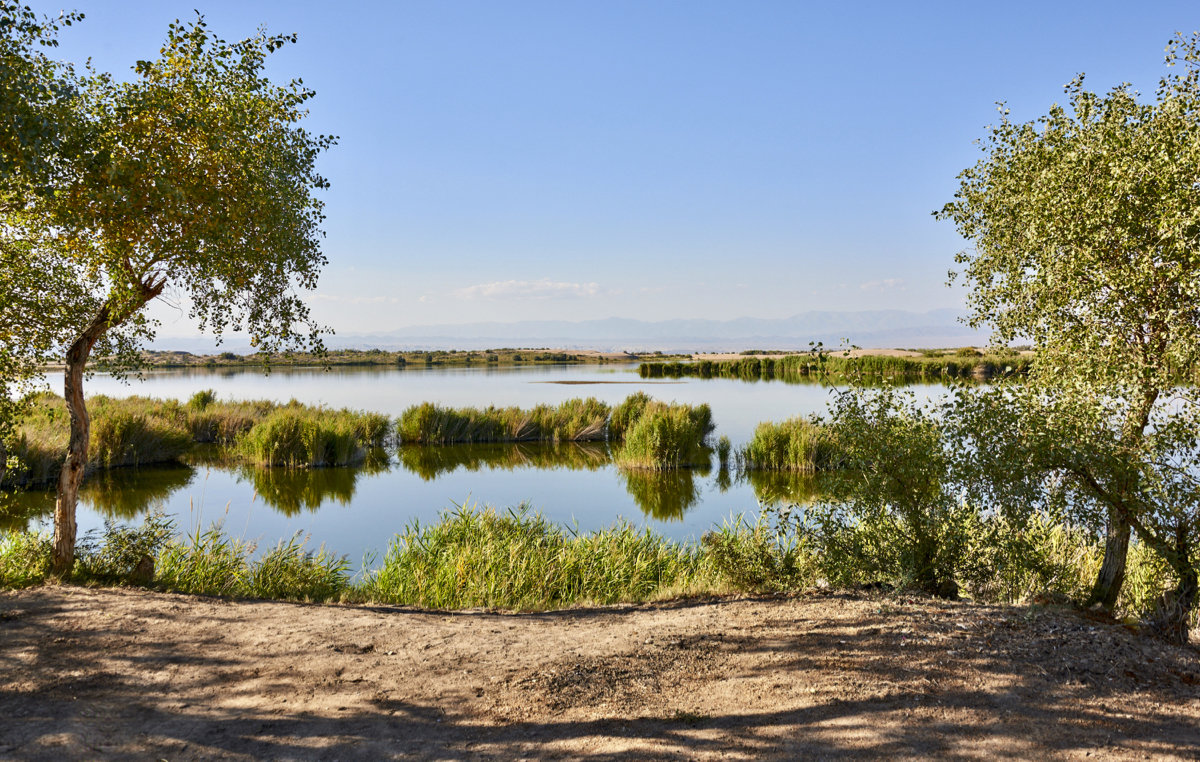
[0,436,6,487]
[1147,543,1197,645]
[1086,512,1130,609]
[50,308,110,576]
[1085,388,1158,610]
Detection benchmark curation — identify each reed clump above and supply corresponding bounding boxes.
[234,408,390,467]
[360,504,717,609]
[737,417,844,472]
[397,398,611,444]
[611,401,715,470]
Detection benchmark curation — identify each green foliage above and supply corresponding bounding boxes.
[156,525,250,597]
[611,401,714,470]
[813,386,967,597]
[88,410,192,469]
[0,529,51,588]
[937,34,1200,636]
[607,391,652,440]
[244,534,350,602]
[74,512,173,583]
[361,505,715,609]
[187,389,217,411]
[396,398,610,444]
[703,512,817,593]
[737,416,842,472]
[638,353,1031,384]
[235,408,389,467]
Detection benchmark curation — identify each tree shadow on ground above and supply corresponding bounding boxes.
[0,588,1197,760]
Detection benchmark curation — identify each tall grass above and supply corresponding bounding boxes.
[360,504,717,609]
[396,398,610,444]
[231,408,390,467]
[737,417,844,472]
[1,392,390,488]
[0,505,1189,626]
[611,401,714,470]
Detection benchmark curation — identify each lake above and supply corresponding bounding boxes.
[11,363,942,565]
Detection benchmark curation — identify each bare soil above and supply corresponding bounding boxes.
[2,586,1197,760]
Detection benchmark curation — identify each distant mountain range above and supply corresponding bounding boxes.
[150,309,986,353]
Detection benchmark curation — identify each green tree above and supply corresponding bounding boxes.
[15,16,334,574]
[938,34,1200,636]
[0,3,86,490]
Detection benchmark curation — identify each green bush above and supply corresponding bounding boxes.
[703,512,817,593]
[0,530,51,588]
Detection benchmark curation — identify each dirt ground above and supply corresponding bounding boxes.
[2,586,1198,761]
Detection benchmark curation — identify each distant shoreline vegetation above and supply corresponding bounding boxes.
[66,348,692,371]
[640,349,1034,382]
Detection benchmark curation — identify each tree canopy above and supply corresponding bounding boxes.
[938,33,1200,640]
[1,12,336,572]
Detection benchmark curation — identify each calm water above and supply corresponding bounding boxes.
[12,364,941,563]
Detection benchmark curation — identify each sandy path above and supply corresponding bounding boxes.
[2,585,1197,760]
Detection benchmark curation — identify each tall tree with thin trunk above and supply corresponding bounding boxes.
[20,15,334,574]
[938,34,1200,638]
[0,2,87,491]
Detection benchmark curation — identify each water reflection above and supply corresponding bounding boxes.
[0,463,197,530]
[397,442,610,480]
[741,470,832,507]
[238,464,359,515]
[619,466,711,520]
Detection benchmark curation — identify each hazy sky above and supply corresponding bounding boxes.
[27,0,1199,335]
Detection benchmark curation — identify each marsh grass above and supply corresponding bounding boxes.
[611,401,714,470]
[0,505,1188,624]
[639,353,1035,383]
[396,398,610,444]
[2,393,388,489]
[232,408,390,467]
[360,504,718,609]
[737,417,844,472]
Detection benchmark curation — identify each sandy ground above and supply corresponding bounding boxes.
[2,586,1198,761]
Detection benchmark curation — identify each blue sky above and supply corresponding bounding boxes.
[28,0,1200,335]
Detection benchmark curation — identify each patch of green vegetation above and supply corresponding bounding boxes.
[639,352,1034,383]
[234,407,390,467]
[360,505,717,609]
[396,398,610,444]
[611,401,714,471]
[737,417,843,473]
